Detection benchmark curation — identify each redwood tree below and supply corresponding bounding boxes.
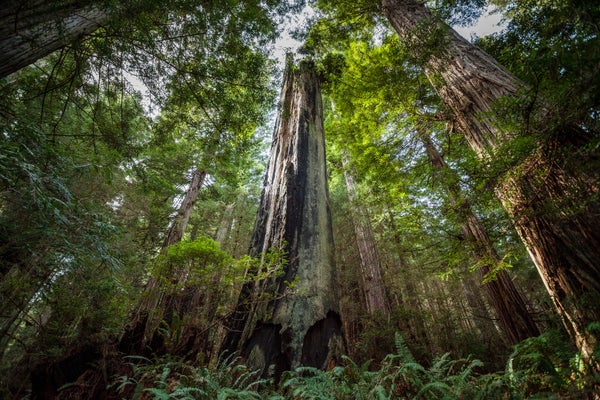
[342,156,391,317]
[121,168,207,358]
[0,0,107,78]
[222,58,343,377]
[418,128,540,344]
[378,0,599,360]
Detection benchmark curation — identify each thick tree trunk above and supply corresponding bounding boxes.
[383,0,600,360]
[222,58,343,377]
[342,157,391,316]
[419,131,540,344]
[0,0,107,78]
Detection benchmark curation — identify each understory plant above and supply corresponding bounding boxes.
[108,331,599,399]
[110,353,270,400]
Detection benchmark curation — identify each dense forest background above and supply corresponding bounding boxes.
[0,0,599,398]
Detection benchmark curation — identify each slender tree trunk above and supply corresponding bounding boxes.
[460,275,509,361]
[120,169,207,356]
[419,130,540,344]
[215,203,235,245]
[382,0,600,360]
[386,210,431,353]
[201,202,236,362]
[459,277,491,333]
[0,0,107,78]
[342,156,391,316]
[222,58,343,377]
[161,169,207,249]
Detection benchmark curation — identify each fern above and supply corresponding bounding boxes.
[108,331,596,399]
[415,381,453,399]
[144,387,175,400]
[393,332,415,364]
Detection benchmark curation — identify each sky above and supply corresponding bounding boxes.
[272,6,506,63]
[131,6,506,117]
[454,8,506,40]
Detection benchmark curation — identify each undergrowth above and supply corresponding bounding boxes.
[104,331,599,399]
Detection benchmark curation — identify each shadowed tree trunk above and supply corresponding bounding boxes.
[222,57,343,378]
[120,169,207,357]
[342,156,391,317]
[386,210,431,354]
[161,169,207,249]
[460,275,507,354]
[419,129,540,344]
[382,0,600,361]
[0,0,107,78]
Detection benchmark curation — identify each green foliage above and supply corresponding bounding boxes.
[155,236,234,284]
[0,47,150,376]
[278,333,479,399]
[505,329,577,395]
[477,0,600,133]
[280,332,599,399]
[112,353,270,400]
[0,0,282,393]
[431,0,487,27]
[103,332,600,399]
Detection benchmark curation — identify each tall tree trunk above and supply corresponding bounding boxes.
[419,130,540,344]
[386,210,431,354]
[202,202,236,362]
[342,156,391,316]
[0,1,107,78]
[215,203,235,245]
[25,165,206,399]
[460,276,496,335]
[161,169,207,249]
[120,169,207,356]
[460,274,509,362]
[382,0,600,360]
[222,58,343,377]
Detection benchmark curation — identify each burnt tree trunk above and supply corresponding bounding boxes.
[342,156,391,317]
[419,130,540,344]
[383,0,600,360]
[222,58,343,377]
[0,0,107,78]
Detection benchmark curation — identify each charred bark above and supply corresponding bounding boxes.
[382,0,600,360]
[222,58,343,377]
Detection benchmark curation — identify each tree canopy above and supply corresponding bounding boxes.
[0,0,599,398]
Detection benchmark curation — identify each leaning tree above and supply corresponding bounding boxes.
[376,0,600,361]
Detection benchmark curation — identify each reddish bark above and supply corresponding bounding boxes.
[383,0,600,360]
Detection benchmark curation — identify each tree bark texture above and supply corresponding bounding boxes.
[386,210,431,352]
[383,0,600,359]
[222,58,343,377]
[120,169,208,358]
[161,169,207,249]
[342,157,391,316]
[0,0,107,78]
[419,131,540,344]
[460,276,508,355]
